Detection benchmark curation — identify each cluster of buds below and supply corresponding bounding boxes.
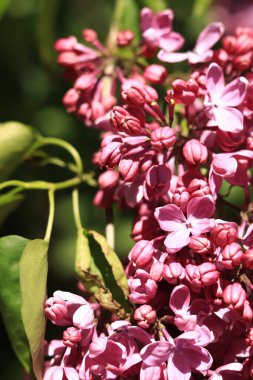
[48,6,253,380]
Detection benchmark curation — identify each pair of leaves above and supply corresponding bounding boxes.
[0,236,48,379]
[75,229,131,317]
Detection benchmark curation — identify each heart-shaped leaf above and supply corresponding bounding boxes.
[20,239,49,380]
[75,229,130,317]
[0,235,32,374]
[0,121,39,180]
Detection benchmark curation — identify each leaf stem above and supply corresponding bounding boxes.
[0,173,96,192]
[72,188,83,231]
[44,189,55,243]
[34,137,83,174]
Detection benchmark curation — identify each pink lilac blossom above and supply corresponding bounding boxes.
[45,6,253,380]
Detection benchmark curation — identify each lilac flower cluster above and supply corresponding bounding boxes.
[46,7,253,379]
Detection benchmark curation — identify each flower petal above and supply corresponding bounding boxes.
[158,50,189,62]
[141,341,171,366]
[164,229,190,250]
[213,106,244,132]
[169,284,191,315]
[220,77,248,107]
[187,196,215,220]
[195,22,224,54]
[155,204,186,232]
[206,63,225,104]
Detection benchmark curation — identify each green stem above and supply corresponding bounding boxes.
[0,175,90,192]
[34,137,83,174]
[44,189,55,243]
[72,188,83,231]
[106,0,125,51]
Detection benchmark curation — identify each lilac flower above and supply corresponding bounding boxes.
[140,7,184,51]
[159,22,224,64]
[205,63,248,132]
[169,284,211,331]
[140,329,213,380]
[155,196,215,252]
[44,366,79,380]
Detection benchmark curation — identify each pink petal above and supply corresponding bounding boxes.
[169,284,191,315]
[190,218,215,235]
[195,22,224,54]
[164,229,190,250]
[155,204,186,232]
[220,77,248,107]
[159,32,185,52]
[140,8,153,31]
[158,50,189,62]
[188,50,213,64]
[206,63,225,104]
[168,355,191,380]
[44,367,63,380]
[187,196,215,220]
[65,368,80,380]
[212,154,238,177]
[73,304,94,329]
[141,341,171,366]
[209,169,222,199]
[156,9,174,30]
[140,364,164,380]
[182,345,213,371]
[216,362,243,374]
[213,106,244,132]
[54,291,85,305]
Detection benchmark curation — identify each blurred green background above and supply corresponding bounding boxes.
[0,0,251,378]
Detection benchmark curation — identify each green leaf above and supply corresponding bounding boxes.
[0,122,39,181]
[0,0,13,18]
[75,229,130,317]
[0,189,24,227]
[20,239,49,380]
[0,235,31,374]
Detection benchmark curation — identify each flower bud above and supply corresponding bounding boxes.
[82,28,98,43]
[45,295,69,326]
[242,248,253,269]
[163,262,185,284]
[131,216,160,242]
[183,139,208,166]
[98,170,119,189]
[117,30,134,47]
[63,89,79,111]
[187,178,210,198]
[122,86,146,107]
[216,129,245,152]
[172,78,199,105]
[150,261,164,282]
[150,127,176,151]
[210,223,238,248]
[110,106,129,129]
[143,64,167,84]
[118,156,139,182]
[143,164,171,201]
[54,36,77,52]
[221,243,243,269]
[93,188,114,208]
[238,300,253,324]
[63,327,82,348]
[191,263,220,287]
[128,240,154,268]
[120,115,143,135]
[172,187,190,213]
[223,283,246,310]
[99,138,122,169]
[128,269,158,304]
[134,304,157,328]
[189,235,212,255]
